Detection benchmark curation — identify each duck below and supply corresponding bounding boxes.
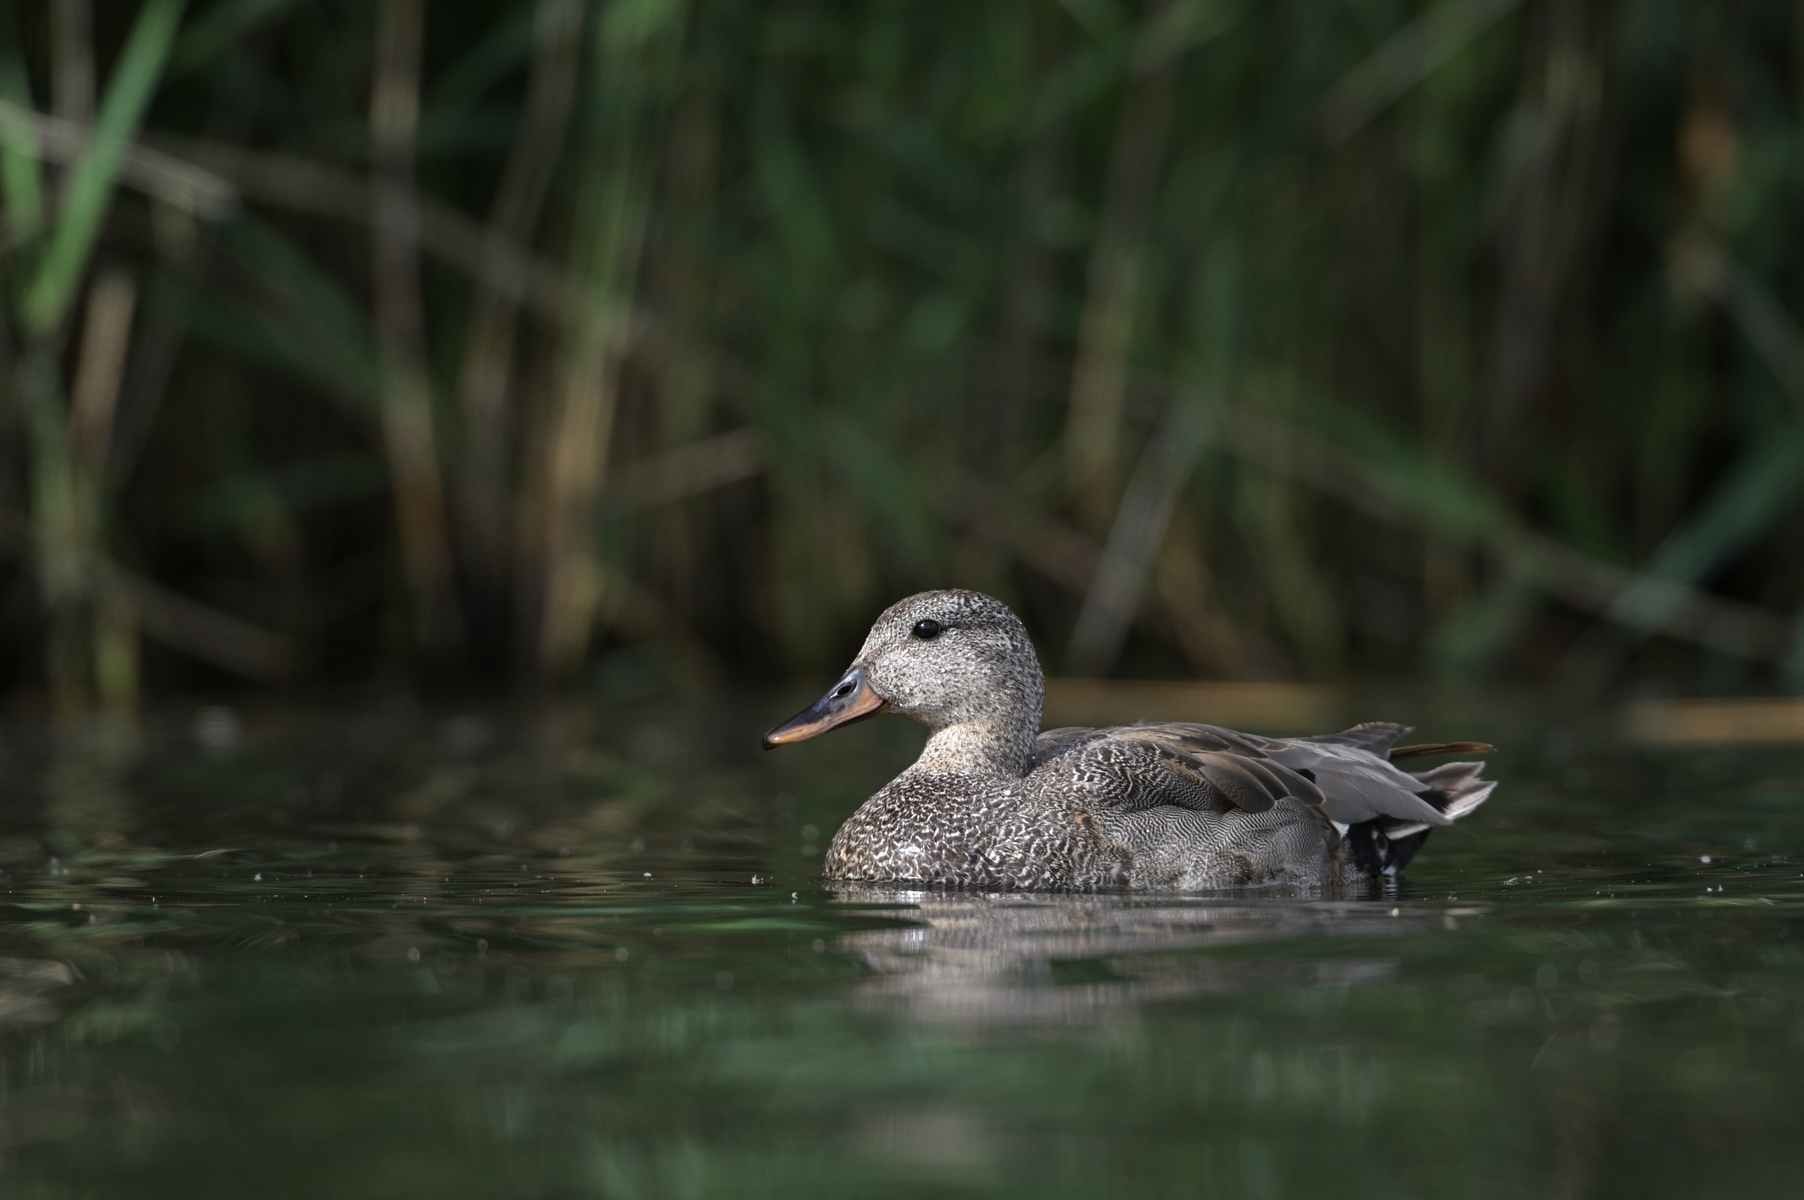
[764,589,1495,891]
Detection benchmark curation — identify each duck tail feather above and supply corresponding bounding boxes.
[1349,765,1497,876]
[1320,722,1412,752]
[1391,740,1495,760]
[1412,762,1496,823]
[1437,778,1496,823]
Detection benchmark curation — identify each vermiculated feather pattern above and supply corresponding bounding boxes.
[795,591,1495,891]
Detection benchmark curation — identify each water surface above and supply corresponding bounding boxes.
[2,700,1801,1197]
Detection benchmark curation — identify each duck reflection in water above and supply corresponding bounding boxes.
[824,886,1478,1025]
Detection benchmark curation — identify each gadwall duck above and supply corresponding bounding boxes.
[765,589,1495,891]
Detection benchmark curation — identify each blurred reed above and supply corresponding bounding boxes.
[1,1,1802,709]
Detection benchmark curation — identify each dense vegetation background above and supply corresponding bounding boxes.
[2,0,1802,710]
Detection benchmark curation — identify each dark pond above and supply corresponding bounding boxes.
[1,697,1801,1197]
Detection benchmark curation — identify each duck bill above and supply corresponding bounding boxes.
[763,667,886,749]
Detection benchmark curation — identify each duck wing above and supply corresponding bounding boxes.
[1028,723,1326,817]
[1030,721,1456,829]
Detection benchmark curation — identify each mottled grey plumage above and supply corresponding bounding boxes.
[784,590,1496,892]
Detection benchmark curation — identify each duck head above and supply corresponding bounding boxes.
[763,590,1046,768]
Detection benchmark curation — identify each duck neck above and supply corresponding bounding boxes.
[892,630,1047,780]
[910,676,1043,779]
[914,720,1034,778]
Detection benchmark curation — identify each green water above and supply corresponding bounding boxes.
[2,702,1801,1198]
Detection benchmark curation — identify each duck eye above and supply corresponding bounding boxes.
[911,619,944,641]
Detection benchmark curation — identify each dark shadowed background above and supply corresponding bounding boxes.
[2,0,1802,712]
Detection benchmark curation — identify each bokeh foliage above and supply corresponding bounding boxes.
[2,0,1802,706]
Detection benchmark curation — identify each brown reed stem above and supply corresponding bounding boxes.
[372,0,461,652]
